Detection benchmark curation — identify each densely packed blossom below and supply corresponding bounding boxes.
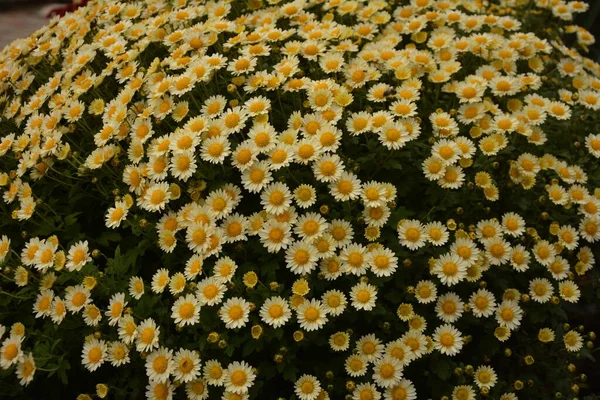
[0,0,599,398]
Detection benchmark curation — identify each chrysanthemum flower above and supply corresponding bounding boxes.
[81,338,107,372]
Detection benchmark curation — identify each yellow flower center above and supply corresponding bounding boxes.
[229,305,244,320]
[304,306,319,322]
[357,289,371,303]
[179,303,195,319]
[230,370,247,386]
[153,355,169,373]
[440,332,454,346]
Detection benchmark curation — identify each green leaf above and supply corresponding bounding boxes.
[242,340,256,357]
[430,357,452,380]
[64,212,81,226]
[96,231,122,247]
[282,364,298,382]
[106,245,136,276]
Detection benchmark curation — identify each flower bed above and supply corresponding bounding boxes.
[0,0,599,399]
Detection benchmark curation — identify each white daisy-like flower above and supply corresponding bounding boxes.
[350,281,378,311]
[293,184,317,209]
[172,348,201,383]
[452,385,476,400]
[269,143,294,170]
[435,290,465,324]
[294,374,322,400]
[151,268,170,294]
[321,289,347,316]
[244,96,271,116]
[33,289,54,318]
[585,133,600,158]
[259,296,291,328]
[501,212,526,237]
[146,346,173,383]
[294,212,328,240]
[83,304,102,327]
[559,280,581,303]
[433,253,467,286]
[231,140,258,172]
[170,149,197,181]
[172,294,201,326]
[129,276,145,299]
[219,297,250,329]
[224,361,256,394]
[485,237,511,266]
[432,139,461,165]
[450,238,480,267]
[469,289,497,318]
[373,355,403,388]
[384,379,417,400]
[356,334,385,362]
[107,341,130,367]
[362,181,387,208]
[136,318,160,353]
[433,324,464,356]
[186,379,209,400]
[146,380,174,400]
[532,239,556,266]
[340,243,370,276]
[248,122,277,153]
[66,240,91,271]
[50,296,67,325]
[529,278,554,303]
[260,182,292,214]
[363,204,391,228]
[184,255,204,280]
[0,335,23,369]
[495,300,523,330]
[345,354,369,377]
[105,292,127,326]
[141,181,171,212]
[259,220,292,253]
[564,330,583,352]
[368,246,398,277]
[297,299,328,331]
[16,352,36,386]
[285,240,318,275]
[213,256,238,283]
[81,338,107,372]
[312,154,344,183]
[117,315,137,345]
[33,240,57,272]
[241,160,273,193]
[474,365,498,389]
[312,234,336,259]
[385,340,414,367]
[204,359,226,387]
[414,280,438,304]
[476,219,503,242]
[397,220,426,250]
[205,189,235,220]
[329,331,351,352]
[328,219,355,248]
[329,171,362,202]
[354,383,381,400]
[580,216,600,243]
[196,276,226,306]
[509,245,531,272]
[557,225,579,250]
[422,156,446,181]
[65,285,91,313]
[378,121,408,150]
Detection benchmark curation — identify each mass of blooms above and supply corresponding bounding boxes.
[0,0,599,399]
